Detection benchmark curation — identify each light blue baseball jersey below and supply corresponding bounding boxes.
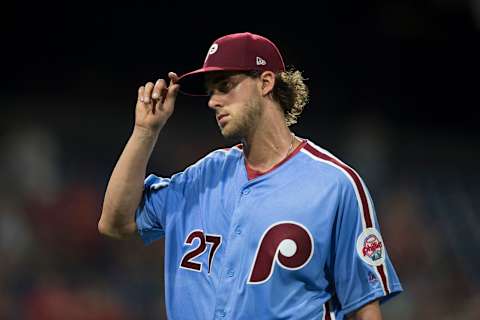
[135,139,402,319]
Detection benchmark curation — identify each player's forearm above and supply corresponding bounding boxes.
[347,300,382,320]
[99,126,160,238]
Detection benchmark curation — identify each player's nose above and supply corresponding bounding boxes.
[208,94,223,110]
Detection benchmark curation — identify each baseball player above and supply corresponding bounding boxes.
[98,32,402,319]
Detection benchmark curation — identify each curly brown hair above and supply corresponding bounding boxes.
[271,69,309,126]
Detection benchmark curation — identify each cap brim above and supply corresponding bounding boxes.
[177,67,227,96]
[177,66,259,96]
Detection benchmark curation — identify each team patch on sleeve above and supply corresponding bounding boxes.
[356,228,385,266]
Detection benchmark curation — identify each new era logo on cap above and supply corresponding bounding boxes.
[178,32,286,96]
[256,56,266,66]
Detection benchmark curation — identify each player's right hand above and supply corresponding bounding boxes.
[134,72,180,134]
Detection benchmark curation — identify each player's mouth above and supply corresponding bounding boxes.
[217,114,230,126]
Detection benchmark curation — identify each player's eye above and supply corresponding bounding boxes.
[206,79,228,95]
[216,79,233,93]
[206,74,245,95]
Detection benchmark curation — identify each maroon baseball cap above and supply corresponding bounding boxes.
[177,32,286,96]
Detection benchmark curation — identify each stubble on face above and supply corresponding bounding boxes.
[221,93,263,141]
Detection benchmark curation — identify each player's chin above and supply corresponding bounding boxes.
[220,125,242,142]
[220,128,235,140]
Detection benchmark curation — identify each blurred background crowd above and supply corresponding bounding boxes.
[2,0,479,319]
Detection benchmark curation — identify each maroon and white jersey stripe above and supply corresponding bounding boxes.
[302,142,391,296]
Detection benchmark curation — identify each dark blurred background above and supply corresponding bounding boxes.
[1,0,479,319]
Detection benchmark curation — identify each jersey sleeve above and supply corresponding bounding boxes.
[135,174,172,244]
[329,174,403,316]
[135,166,199,245]
[135,150,220,245]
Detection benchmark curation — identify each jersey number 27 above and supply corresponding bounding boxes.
[180,229,222,274]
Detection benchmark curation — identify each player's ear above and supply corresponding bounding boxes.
[259,71,275,96]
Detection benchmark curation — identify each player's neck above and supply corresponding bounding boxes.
[242,114,299,172]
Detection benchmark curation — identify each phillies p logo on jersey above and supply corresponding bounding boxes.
[248,221,314,284]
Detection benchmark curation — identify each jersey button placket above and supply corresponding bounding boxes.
[214,186,250,318]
